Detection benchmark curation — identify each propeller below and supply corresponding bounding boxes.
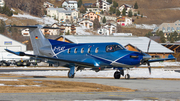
[147,40,151,75]
[147,40,151,54]
[147,62,151,75]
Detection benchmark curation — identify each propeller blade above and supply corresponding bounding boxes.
[147,62,151,75]
[148,67,151,75]
[147,40,151,54]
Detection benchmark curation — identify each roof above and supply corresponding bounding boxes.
[61,35,174,53]
[102,1,110,5]
[83,3,93,6]
[47,7,75,13]
[153,20,180,33]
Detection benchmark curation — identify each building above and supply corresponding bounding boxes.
[83,3,93,7]
[62,0,78,10]
[97,23,116,35]
[0,34,26,52]
[0,0,5,7]
[79,19,94,29]
[83,12,102,22]
[55,35,174,58]
[152,20,180,38]
[117,17,132,26]
[44,2,54,9]
[47,7,78,23]
[86,8,101,15]
[41,23,76,35]
[21,28,30,36]
[96,0,111,11]
[97,27,109,35]
[119,4,134,15]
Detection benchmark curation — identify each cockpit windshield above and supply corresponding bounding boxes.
[106,44,125,52]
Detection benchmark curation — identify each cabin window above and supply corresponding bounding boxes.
[88,47,91,53]
[106,45,115,52]
[81,48,84,53]
[95,47,99,53]
[67,48,71,53]
[74,48,77,53]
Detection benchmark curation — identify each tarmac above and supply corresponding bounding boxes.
[0,67,180,100]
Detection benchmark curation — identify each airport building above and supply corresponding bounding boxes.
[55,35,174,59]
[0,34,27,60]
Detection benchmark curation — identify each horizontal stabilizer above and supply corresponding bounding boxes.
[148,54,176,63]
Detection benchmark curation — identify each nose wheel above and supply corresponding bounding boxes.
[125,74,130,79]
[113,69,130,79]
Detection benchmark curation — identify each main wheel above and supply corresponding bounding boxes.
[125,74,130,79]
[68,71,75,78]
[114,71,121,79]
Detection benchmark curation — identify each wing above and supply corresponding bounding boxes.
[148,54,176,63]
[5,49,95,67]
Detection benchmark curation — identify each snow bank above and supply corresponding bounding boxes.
[13,13,58,24]
[136,24,157,29]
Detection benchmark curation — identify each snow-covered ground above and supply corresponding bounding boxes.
[12,13,58,25]
[76,26,92,35]
[1,62,180,79]
[136,24,157,30]
[1,68,180,79]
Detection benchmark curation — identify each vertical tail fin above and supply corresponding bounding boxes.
[28,25,51,55]
[7,25,60,56]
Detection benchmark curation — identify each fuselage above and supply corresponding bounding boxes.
[41,40,144,68]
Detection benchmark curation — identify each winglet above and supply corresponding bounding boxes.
[5,49,25,56]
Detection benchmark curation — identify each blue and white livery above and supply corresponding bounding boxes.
[5,25,176,79]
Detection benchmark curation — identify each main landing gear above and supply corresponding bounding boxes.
[68,65,75,78]
[113,68,130,79]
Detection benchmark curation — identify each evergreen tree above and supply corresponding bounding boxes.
[116,9,120,16]
[107,0,112,4]
[80,5,86,13]
[138,11,140,15]
[134,2,138,9]
[0,20,6,33]
[122,8,126,16]
[113,1,118,8]
[102,16,106,23]
[101,10,104,14]
[66,30,70,35]
[145,31,153,37]
[78,0,83,8]
[93,17,101,30]
[156,31,166,43]
[128,10,132,17]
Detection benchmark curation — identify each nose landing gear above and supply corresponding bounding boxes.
[113,68,130,79]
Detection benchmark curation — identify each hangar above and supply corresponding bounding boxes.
[0,34,27,60]
[55,35,174,59]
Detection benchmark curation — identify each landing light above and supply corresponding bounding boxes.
[130,55,139,58]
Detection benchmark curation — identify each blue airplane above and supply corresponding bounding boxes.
[5,25,176,79]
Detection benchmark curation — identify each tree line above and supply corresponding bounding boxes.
[0,4,13,17]
[145,31,180,43]
[4,0,46,17]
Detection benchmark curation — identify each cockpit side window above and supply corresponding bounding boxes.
[106,45,115,52]
[106,44,125,52]
[114,45,125,51]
